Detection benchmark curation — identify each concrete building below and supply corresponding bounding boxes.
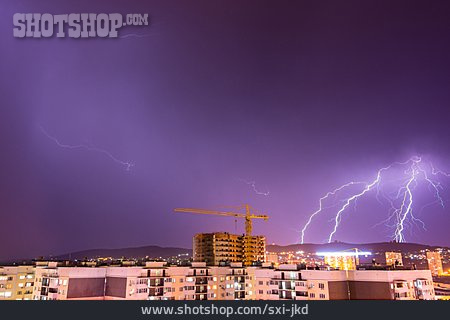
[346,269,435,300]
[385,252,403,267]
[426,251,444,276]
[253,264,435,300]
[193,232,265,266]
[323,254,357,271]
[433,276,450,300]
[1,262,435,301]
[0,266,34,300]
[105,265,155,300]
[33,262,106,300]
[265,252,279,265]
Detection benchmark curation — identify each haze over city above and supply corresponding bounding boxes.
[1,0,450,262]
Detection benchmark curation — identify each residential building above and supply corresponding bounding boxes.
[324,254,357,270]
[193,232,265,266]
[385,252,403,267]
[426,251,444,276]
[265,252,279,265]
[0,266,34,300]
[33,262,106,300]
[1,262,435,301]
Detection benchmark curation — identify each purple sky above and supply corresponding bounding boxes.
[1,0,450,260]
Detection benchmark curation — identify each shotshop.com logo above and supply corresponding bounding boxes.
[13,13,149,38]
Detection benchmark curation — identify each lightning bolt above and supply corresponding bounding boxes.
[39,126,134,171]
[393,159,420,242]
[239,179,270,196]
[300,181,366,244]
[300,156,449,244]
[419,165,445,208]
[431,163,450,178]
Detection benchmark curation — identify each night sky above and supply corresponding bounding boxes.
[1,0,450,261]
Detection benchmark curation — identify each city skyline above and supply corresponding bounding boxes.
[1,0,450,262]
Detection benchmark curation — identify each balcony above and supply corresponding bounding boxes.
[149,289,164,296]
[149,280,164,287]
[195,287,207,294]
[234,292,245,299]
[195,294,208,300]
[195,278,208,285]
[278,282,294,290]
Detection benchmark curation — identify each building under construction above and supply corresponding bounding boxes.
[193,232,266,266]
[174,204,268,266]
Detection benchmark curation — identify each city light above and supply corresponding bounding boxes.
[316,251,372,257]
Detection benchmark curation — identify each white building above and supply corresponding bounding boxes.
[0,266,34,300]
[1,262,435,301]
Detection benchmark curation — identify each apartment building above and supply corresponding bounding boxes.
[105,261,252,301]
[33,262,106,300]
[105,265,154,300]
[253,264,435,300]
[385,252,403,267]
[2,261,436,301]
[254,265,347,300]
[0,266,34,300]
[426,251,444,276]
[193,232,265,266]
[265,253,279,265]
[347,269,435,300]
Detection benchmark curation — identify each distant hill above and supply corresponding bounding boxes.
[2,242,447,265]
[58,242,447,261]
[54,245,191,260]
[266,242,448,254]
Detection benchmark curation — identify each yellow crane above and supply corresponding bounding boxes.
[173,204,269,237]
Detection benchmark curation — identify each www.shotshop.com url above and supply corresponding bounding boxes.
[141,303,309,317]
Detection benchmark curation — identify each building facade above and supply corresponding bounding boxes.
[0,266,34,300]
[193,232,265,266]
[324,255,357,270]
[385,252,403,267]
[426,251,444,276]
[33,262,107,300]
[1,262,436,301]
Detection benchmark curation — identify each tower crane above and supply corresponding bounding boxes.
[173,204,269,237]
